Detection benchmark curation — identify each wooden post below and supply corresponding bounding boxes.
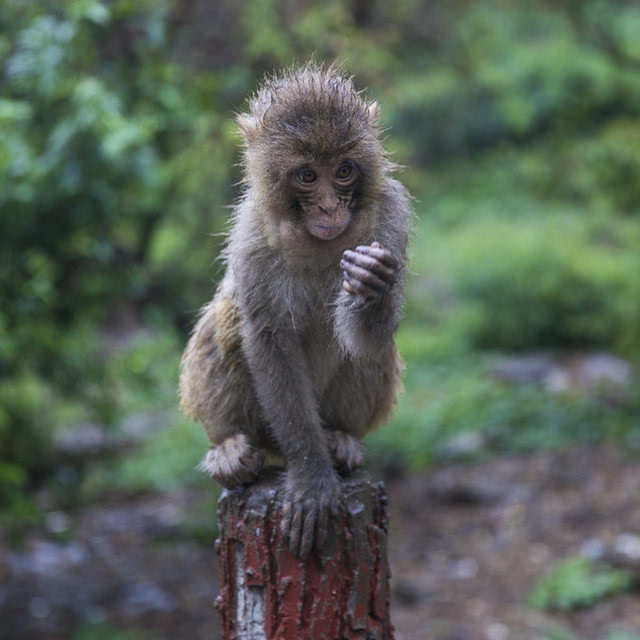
[215,470,394,640]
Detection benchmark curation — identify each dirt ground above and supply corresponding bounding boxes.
[386,446,640,640]
[2,445,640,640]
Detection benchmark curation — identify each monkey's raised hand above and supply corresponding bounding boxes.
[280,470,341,559]
[340,242,399,301]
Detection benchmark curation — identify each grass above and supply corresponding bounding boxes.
[530,556,635,611]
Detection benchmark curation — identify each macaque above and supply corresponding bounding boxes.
[179,63,412,558]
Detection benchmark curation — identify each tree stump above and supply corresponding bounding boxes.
[215,470,394,640]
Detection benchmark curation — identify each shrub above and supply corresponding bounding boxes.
[530,556,634,611]
[447,216,640,354]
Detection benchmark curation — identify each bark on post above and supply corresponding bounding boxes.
[215,470,394,640]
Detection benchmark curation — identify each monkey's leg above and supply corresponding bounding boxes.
[322,347,402,472]
[199,434,265,489]
[241,323,342,558]
[325,430,365,475]
[180,294,266,488]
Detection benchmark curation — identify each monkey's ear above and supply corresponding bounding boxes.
[237,114,260,143]
[367,101,380,125]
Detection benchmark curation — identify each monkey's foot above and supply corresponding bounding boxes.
[198,434,265,488]
[326,430,364,475]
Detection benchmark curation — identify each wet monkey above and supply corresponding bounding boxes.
[179,63,412,557]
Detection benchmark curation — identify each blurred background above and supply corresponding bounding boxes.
[2,1,640,639]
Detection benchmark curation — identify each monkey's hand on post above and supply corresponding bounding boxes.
[280,467,342,559]
[340,242,399,302]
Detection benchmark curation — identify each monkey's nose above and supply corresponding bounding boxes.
[318,201,339,215]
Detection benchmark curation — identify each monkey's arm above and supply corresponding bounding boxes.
[335,241,405,359]
[335,181,411,359]
[242,322,342,558]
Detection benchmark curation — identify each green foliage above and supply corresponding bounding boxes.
[0,0,232,328]
[1,4,640,638]
[537,627,576,640]
[537,627,640,640]
[236,0,420,76]
[447,215,640,353]
[0,371,57,528]
[607,629,640,640]
[403,125,640,356]
[530,556,635,611]
[371,142,640,468]
[0,0,233,500]
[605,633,640,640]
[367,350,640,471]
[3,0,640,525]
[524,121,640,214]
[71,623,159,640]
[100,324,184,417]
[82,416,210,495]
[390,8,608,160]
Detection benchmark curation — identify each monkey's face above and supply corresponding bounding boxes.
[291,159,360,241]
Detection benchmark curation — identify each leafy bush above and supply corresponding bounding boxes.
[3,0,640,514]
[537,627,640,640]
[530,556,635,611]
[524,120,640,214]
[82,416,210,495]
[0,0,236,500]
[432,215,640,354]
[366,350,640,471]
[389,4,629,164]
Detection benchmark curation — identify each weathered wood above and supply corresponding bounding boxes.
[215,470,394,640]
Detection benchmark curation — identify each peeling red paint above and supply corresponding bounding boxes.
[216,471,394,639]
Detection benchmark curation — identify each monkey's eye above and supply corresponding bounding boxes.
[298,168,317,184]
[335,162,354,181]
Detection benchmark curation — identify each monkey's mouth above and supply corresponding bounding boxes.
[307,222,349,240]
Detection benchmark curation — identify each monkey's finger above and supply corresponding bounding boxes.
[299,509,316,559]
[234,464,256,485]
[342,250,396,283]
[280,502,292,540]
[217,449,245,487]
[341,259,389,293]
[238,450,265,482]
[288,504,305,557]
[342,279,357,295]
[315,506,329,550]
[343,275,378,300]
[355,244,398,270]
[230,458,259,486]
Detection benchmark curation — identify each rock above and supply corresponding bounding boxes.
[492,351,633,395]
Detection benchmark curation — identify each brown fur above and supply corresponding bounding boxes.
[179,63,412,557]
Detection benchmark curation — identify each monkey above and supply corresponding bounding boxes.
[179,63,412,558]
